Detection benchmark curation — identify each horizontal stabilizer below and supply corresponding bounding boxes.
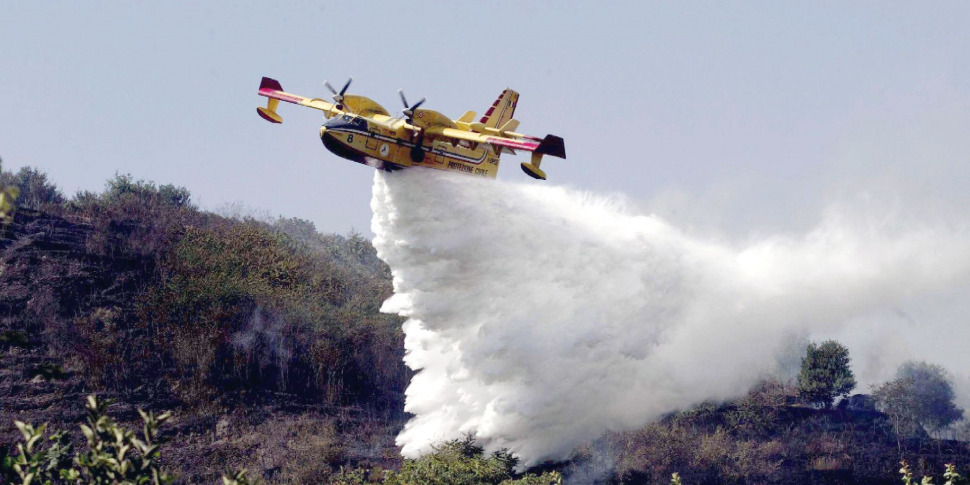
[536,135,566,159]
[257,106,282,123]
[259,76,284,93]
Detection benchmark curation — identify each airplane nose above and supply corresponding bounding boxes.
[319,126,327,138]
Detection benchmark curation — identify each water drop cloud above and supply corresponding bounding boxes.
[371,168,970,466]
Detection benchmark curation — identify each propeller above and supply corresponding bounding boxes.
[398,89,426,124]
[324,77,353,110]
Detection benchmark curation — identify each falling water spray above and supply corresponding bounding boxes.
[370,168,970,466]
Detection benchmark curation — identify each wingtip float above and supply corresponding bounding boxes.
[256,76,566,180]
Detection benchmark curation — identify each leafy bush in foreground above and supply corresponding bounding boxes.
[2,395,176,485]
[3,396,558,485]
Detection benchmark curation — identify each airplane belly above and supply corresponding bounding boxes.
[321,130,403,171]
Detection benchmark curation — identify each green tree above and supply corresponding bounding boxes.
[0,166,65,210]
[103,173,193,208]
[874,361,964,440]
[898,361,964,434]
[797,340,856,408]
[873,377,921,453]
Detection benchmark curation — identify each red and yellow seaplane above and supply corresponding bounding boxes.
[256,77,565,180]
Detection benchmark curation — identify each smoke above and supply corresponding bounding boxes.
[370,168,970,467]
[232,306,293,386]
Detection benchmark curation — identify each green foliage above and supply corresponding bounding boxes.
[135,218,404,404]
[273,216,319,242]
[874,361,964,439]
[1,395,266,485]
[0,329,31,348]
[2,422,74,485]
[0,158,19,223]
[103,173,192,209]
[897,361,964,434]
[73,395,174,484]
[0,165,65,210]
[330,467,369,484]
[0,185,18,222]
[2,397,561,485]
[797,340,856,408]
[899,461,966,485]
[11,167,403,405]
[383,437,516,485]
[2,395,174,485]
[28,362,66,381]
[944,464,963,485]
[62,173,193,233]
[222,468,260,485]
[334,437,562,485]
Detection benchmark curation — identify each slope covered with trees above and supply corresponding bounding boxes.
[0,164,409,483]
[3,163,970,484]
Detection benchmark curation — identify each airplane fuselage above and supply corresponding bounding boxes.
[256,76,565,180]
[320,114,500,178]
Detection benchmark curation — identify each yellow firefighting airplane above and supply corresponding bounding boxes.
[256,77,565,180]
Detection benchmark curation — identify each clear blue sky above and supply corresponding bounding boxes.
[2,2,968,235]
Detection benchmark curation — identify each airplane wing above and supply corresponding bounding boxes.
[257,77,341,123]
[425,126,566,159]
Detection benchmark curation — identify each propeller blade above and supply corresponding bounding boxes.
[398,89,427,124]
[324,81,338,95]
[339,77,353,96]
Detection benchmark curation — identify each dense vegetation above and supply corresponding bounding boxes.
[3,162,970,484]
[0,163,408,482]
[3,395,561,485]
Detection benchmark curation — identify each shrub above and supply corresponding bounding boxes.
[1,395,175,485]
[334,436,562,485]
[899,461,964,485]
[1,395,260,485]
[0,330,31,348]
[136,219,405,405]
[103,173,192,209]
[897,361,964,435]
[27,362,66,381]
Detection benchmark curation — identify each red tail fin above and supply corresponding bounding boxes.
[479,89,519,129]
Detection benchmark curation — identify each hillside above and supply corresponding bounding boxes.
[0,171,408,483]
[3,167,970,484]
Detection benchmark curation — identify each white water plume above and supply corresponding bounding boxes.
[370,168,970,466]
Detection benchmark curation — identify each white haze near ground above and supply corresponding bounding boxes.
[370,167,970,466]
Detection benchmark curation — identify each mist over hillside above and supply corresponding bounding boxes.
[5,164,970,484]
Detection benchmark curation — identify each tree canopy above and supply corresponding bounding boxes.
[797,340,856,408]
[0,163,64,211]
[874,361,964,438]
